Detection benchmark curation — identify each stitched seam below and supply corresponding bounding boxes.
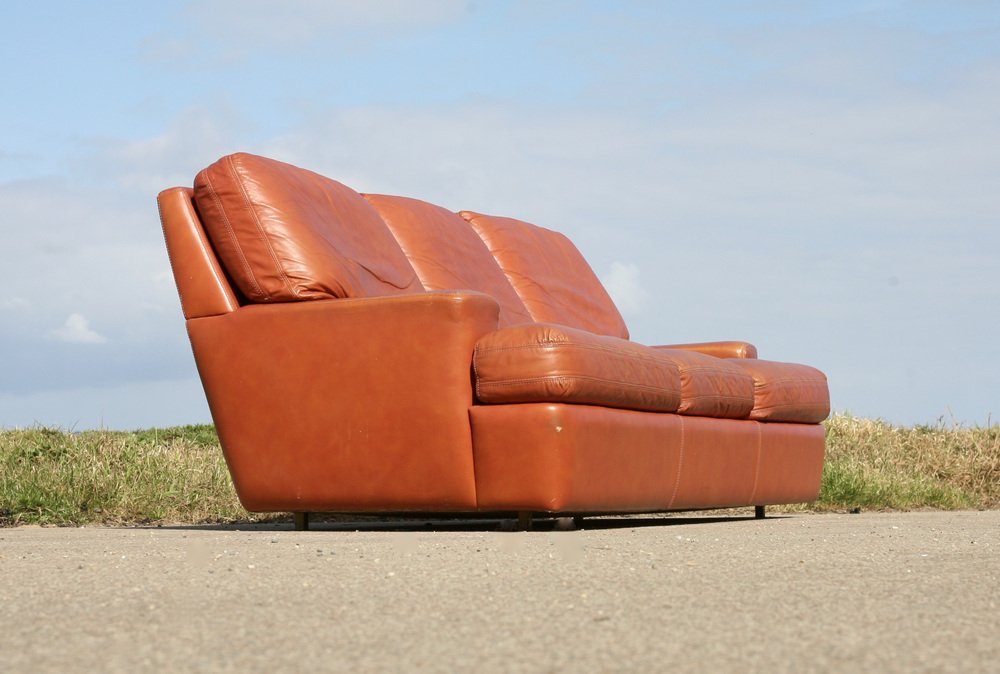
[477,375,678,394]
[684,393,754,402]
[477,341,675,363]
[668,416,685,509]
[679,364,744,375]
[204,168,264,299]
[754,377,826,388]
[748,421,762,504]
[229,156,297,299]
[754,402,829,411]
[472,350,481,399]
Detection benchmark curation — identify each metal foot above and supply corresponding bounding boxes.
[294,512,310,531]
[754,505,766,519]
[517,511,533,531]
[553,517,577,531]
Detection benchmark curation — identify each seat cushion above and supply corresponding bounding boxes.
[364,194,533,327]
[474,324,681,412]
[460,211,630,339]
[727,359,830,423]
[651,347,756,418]
[193,153,421,302]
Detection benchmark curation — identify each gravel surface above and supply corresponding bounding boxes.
[2,511,997,673]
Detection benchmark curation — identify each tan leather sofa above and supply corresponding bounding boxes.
[158,153,829,529]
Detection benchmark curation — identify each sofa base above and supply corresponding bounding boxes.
[470,403,825,513]
[280,403,824,526]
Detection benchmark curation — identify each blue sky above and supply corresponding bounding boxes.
[2,0,998,429]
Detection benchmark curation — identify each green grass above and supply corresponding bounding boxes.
[0,425,254,526]
[1,414,997,526]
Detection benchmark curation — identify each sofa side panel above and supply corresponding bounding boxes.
[187,293,499,512]
[157,187,239,319]
[752,422,826,505]
[470,403,684,512]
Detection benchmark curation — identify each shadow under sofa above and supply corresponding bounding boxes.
[158,152,830,530]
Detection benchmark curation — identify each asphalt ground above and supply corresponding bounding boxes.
[2,510,998,673]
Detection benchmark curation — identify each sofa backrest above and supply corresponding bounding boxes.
[459,211,630,340]
[188,154,630,339]
[364,194,533,328]
[193,153,422,302]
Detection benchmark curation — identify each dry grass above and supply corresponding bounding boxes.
[815,414,1000,511]
[1,414,997,525]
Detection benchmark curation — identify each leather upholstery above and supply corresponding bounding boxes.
[187,292,499,511]
[474,323,681,412]
[157,187,239,319]
[364,194,533,327]
[728,359,831,423]
[471,404,824,511]
[658,340,758,359]
[193,153,421,302]
[753,422,826,504]
[460,211,630,339]
[651,347,755,418]
[471,403,684,511]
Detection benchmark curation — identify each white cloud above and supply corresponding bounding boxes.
[47,313,108,345]
[601,262,648,316]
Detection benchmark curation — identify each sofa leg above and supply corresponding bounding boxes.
[517,511,533,531]
[754,505,766,519]
[294,512,310,531]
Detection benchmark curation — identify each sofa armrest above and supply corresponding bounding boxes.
[653,341,758,359]
[186,291,500,512]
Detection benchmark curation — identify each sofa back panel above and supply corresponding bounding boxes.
[193,153,421,302]
[157,187,239,319]
[364,194,533,328]
[460,211,630,340]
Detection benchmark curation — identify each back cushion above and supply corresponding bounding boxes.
[460,211,630,339]
[364,195,533,328]
[193,153,421,302]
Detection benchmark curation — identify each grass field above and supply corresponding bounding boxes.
[1,414,997,526]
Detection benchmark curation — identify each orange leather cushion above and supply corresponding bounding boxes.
[460,211,630,339]
[474,324,680,412]
[651,347,756,418]
[364,194,533,328]
[193,153,421,302]
[727,359,830,423]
